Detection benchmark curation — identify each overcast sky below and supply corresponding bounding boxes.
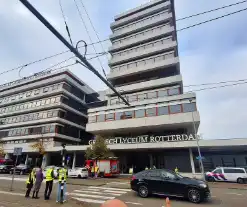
[1,0,247,140]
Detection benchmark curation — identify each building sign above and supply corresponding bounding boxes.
[0,70,51,90]
[88,134,199,145]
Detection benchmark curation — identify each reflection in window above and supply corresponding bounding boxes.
[183,103,196,112]
[146,108,156,117]
[97,114,105,122]
[116,112,124,120]
[106,113,114,121]
[158,90,168,97]
[135,109,145,118]
[158,106,169,115]
[170,105,182,114]
[168,88,180,96]
[50,125,55,133]
[123,111,133,119]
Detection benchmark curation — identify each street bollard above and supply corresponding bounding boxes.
[165,197,171,207]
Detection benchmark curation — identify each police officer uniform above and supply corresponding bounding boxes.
[56,167,68,203]
[44,167,54,200]
[25,169,36,198]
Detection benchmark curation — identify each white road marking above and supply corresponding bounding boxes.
[89,186,131,192]
[72,197,105,204]
[74,190,122,196]
[69,193,115,200]
[0,191,24,196]
[125,202,143,205]
[104,190,127,194]
[107,182,129,185]
[0,177,57,183]
[226,192,243,196]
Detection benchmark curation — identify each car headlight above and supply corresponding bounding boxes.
[199,183,207,188]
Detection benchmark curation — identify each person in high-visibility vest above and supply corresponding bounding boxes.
[44,166,54,200]
[175,167,179,174]
[56,167,68,203]
[91,165,95,178]
[94,165,99,178]
[145,166,149,170]
[129,167,133,174]
[25,168,36,198]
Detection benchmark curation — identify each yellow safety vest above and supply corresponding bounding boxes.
[26,171,35,184]
[91,167,95,173]
[58,168,67,182]
[46,169,54,181]
[129,168,133,174]
[175,167,179,173]
[95,166,99,173]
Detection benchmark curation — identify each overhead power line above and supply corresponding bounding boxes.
[73,0,108,78]
[177,0,247,21]
[2,2,247,77]
[59,0,74,46]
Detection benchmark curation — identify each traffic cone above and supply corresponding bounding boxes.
[165,197,171,207]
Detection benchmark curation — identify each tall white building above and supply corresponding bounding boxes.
[86,0,200,172]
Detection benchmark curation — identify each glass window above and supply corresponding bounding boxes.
[89,116,97,123]
[123,111,133,119]
[11,96,15,100]
[147,91,157,99]
[168,88,180,96]
[158,106,169,115]
[26,92,31,97]
[183,103,196,113]
[170,105,182,114]
[43,87,49,93]
[138,93,147,101]
[20,104,24,110]
[97,114,105,122]
[110,99,118,105]
[38,112,43,119]
[213,169,222,174]
[16,129,21,136]
[128,95,137,102]
[43,112,48,119]
[147,170,160,177]
[28,114,34,121]
[116,112,124,120]
[50,125,55,133]
[47,111,53,118]
[23,115,29,122]
[51,98,56,104]
[52,84,58,90]
[34,89,40,95]
[55,97,60,103]
[135,109,145,118]
[36,101,41,107]
[106,113,114,121]
[158,90,168,97]
[19,94,23,99]
[32,102,37,108]
[41,100,46,105]
[33,113,38,120]
[146,108,156,117]
[24,103,29,109]
[16,105,20,110]
[45,99,50,105]
[161,171,176,180]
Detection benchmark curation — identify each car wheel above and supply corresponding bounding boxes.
[237,178,244,184]
[188,188,201,203]
[208,176,215,182]
[78,174,82,179]
[138,185,149,198]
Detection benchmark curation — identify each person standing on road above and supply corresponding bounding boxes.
[94,165,99,178]
[32,168,43,199]
[25,168,36,198]
[56,167,68,203]
[44,166,54,200]
[91,165,95,178]
[175,167,179,174]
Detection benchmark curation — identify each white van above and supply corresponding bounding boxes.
[206,167,247,184]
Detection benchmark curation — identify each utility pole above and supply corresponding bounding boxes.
[19,0,130,106]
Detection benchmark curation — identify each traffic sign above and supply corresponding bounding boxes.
[13,147,22,156]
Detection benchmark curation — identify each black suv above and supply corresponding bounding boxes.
[131,169,210,203]
[9,164,31,175]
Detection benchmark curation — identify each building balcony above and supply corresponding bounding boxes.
[109,38,176,66]
[109,24,174,53]
[106,75,182,96]
[86,101,200,134]
[108,52,179,80]
[111,1,170,29]
[110,11,172,40]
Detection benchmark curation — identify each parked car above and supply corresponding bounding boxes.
[43,166,59,179]
[0,159,13,173]
[131,169,210,203]
[206,167,247,184]
[68,167,88,178]
[9,164,31,175]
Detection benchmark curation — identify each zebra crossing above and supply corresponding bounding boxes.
[68,186,131,204]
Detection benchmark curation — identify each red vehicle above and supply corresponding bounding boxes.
[85,157,120,177]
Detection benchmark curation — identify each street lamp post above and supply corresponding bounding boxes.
[189,100,205,181]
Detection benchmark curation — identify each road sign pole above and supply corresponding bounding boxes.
[10,155,18,191]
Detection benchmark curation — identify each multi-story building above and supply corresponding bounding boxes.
[86,0,201,173]
[0,69,98,167]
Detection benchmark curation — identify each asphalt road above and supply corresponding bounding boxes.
[0,174,247,207]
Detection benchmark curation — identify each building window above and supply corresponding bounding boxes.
[123,111,133,119]
[43,87,49,93]
[50,125,55,133]
[183,103,196,112]
[170,105,182,114]
[26,92,31,97]
[128,95,137,102]
[146,108,156,117]
[106,113,114,121]
[97,114,105,122]
[158,90,168,97]
[89,116,97,123]
[168,88,180,96]
[147,91,157,99]
[34,89,40,95]
[138,93,147,101]
[116,112,124,120]
[110,99,118,105]
[47,111,53,118]
[135,109,145,118]
[158,106,169,115]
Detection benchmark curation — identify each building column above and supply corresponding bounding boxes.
[189,148,195,174]
[5,153,10,159]
[25,154,29,165]
[72,152,76,169]
[41,153,50,168]
[149,154,153,168]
